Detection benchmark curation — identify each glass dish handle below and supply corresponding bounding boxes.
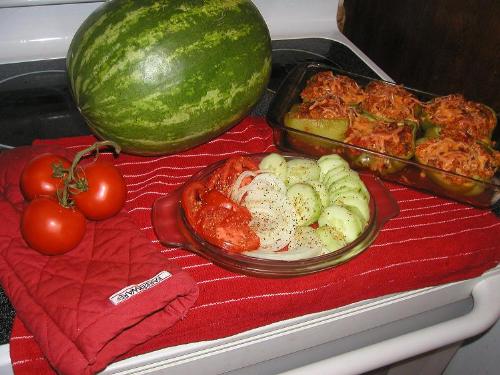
[151,189,190,249]
[361,173,400,226]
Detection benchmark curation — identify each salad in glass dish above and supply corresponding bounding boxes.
[152,152,398,277]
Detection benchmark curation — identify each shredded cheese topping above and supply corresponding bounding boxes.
[293,96,351,120]
[290,70,499,186]
[360,81,421,122]
[300,71,366,105]
[423,94,496,142]
[415,137,499,181]
[345,115,415,157]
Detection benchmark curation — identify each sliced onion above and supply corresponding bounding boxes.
[228,168,296,252]
[229,170,258,203]
[243,173,287,195]
[243,188,285,208]
[238,173,288,206]
[230,171,286,204]
[245,199,297,252]
[244,226,325,260]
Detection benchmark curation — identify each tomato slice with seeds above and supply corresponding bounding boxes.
[181,181,207,228]
[196,204,259,253]
[181,162,260,253]
[207,156,258,196]
[202,189,252,221]
[180,157,261,252]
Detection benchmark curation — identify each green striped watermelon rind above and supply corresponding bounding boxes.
[67,0,272,155]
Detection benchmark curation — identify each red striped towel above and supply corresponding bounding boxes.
[8,117,500,374]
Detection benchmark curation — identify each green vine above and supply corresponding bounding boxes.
[56,140,121,207]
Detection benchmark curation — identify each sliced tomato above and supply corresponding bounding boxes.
[196,204,259,253]
[181,181,207,227]
[181,158,261,253]
[202,189,252,221]
[203,189,235,209]
[207,156,258,196]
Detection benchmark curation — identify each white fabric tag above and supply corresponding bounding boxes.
[109,271,172,305]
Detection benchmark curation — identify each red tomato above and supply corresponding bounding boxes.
[196,204,260,253]
[203,189,252,221]
[183,185,259,252]
[21,197,86,255]
[72,161,127,220]
[207,156,258,196]
[181,157,260,252]
[20,153,71,200]
[181,181,207,227]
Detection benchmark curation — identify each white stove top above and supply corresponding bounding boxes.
[0,0,390,80]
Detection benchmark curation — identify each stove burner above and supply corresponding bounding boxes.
[268,49,342,93]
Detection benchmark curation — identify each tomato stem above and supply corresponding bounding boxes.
[59,140,121,207]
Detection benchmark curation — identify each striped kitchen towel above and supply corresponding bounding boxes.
[8,116,500,374]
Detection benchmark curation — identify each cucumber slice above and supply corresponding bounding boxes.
[333,193,370,224]
[328,174,369,200]
[318,204,363,243]
[316,225,346,253]
[286,158,320,185]
[322,167,357,191]
[307,180,330,207]
[287,183,322,226]
[317,154,350,178]
[259,153,288,182]
[329,186,368,204]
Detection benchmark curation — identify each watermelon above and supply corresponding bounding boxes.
[67,0,272,155]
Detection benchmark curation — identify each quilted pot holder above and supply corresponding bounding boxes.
[0,145,199,375]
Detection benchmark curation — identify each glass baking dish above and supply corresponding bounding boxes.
[267,62,500,209]
[151,152,399,278]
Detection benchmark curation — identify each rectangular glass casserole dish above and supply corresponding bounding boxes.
[267,62,500,208]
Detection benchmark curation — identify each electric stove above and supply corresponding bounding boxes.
[0,1,498,375]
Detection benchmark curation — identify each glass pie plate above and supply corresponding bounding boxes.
[151,153,399,278]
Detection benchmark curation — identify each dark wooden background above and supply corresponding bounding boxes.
[342,0,500,111]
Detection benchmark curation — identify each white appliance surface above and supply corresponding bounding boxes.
[97,269,500,375]
[0,0,390,80]
[0,1,498,375]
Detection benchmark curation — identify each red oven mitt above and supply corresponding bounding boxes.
[0,146,199,375]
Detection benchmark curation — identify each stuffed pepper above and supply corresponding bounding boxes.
[284,70,366,155]
[285,96,351,139]
[359,81,421,126]
[300,70,366,106]
[415,136,500,196]
[420,94,497,143]
[284,95,352,155]
[343,114,417,174]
